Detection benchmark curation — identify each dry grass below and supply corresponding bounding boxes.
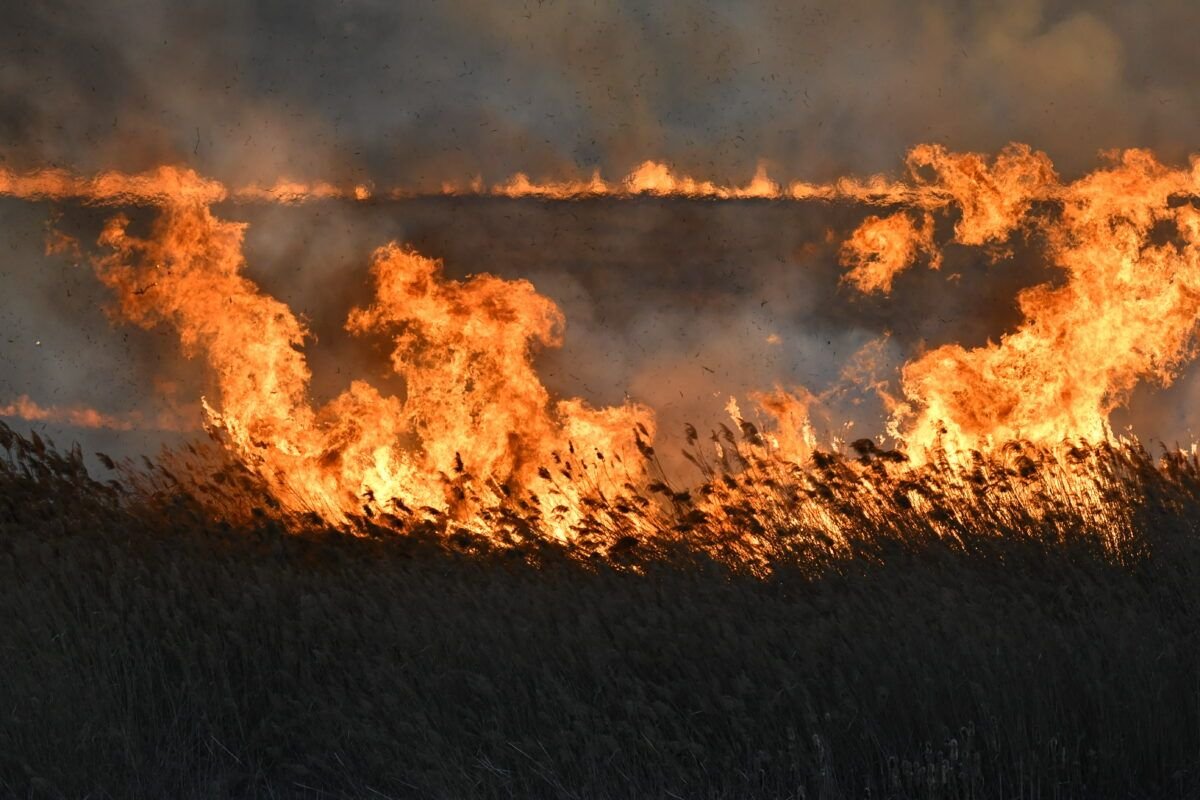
[2,421,1200,798]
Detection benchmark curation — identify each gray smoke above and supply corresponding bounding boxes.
[2,0,1199,467]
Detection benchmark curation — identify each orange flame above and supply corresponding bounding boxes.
[0,395,191,432]
[837,146,1200,458]
[839,212,940,294]
[77,177,651,531]
[0,166,227,206]
[6,143,1200,556]
[0,395,136,430]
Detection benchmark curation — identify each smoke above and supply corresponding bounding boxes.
[4,1,1197,182]
[4,0,1200,464]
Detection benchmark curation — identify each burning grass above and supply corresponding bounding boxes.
[3,423,1200,797]
[49,417,1193,576]
[6,142,1200,795]
[6,144,1200,550]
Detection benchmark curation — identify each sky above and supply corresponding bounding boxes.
[3,0,1200,463]
[4,0,1200,183]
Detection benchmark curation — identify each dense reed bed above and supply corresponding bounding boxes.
[3,422,1200,798]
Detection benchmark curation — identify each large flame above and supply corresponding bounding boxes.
[75,183,653,532]
[4,143,1200,560]
[836,146,1200,456]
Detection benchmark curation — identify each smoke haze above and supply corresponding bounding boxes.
[3,0,1199,464]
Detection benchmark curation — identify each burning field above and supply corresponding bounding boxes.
[6,140,1200,799]
[6,2,1200,798]
[6,145,1200,564]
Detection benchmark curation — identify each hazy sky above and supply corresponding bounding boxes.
[3,0,1200,462]
[4,0,1199,184]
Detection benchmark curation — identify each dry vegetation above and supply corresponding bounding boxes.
[3,420,1200,798]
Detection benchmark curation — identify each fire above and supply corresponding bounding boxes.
[839,211,939,294]
[849,146,1200,458]
[471,160,784,200]
[0,165,226,206]
[0,395,195,433]
[77,180,652,532]
[1,395,136,431]
[5,142,1200,563]
[488,160,784,200]
[489,169,612,198]
[233,179,347,204]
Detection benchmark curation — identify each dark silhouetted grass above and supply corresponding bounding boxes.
[2,423,1200,798]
